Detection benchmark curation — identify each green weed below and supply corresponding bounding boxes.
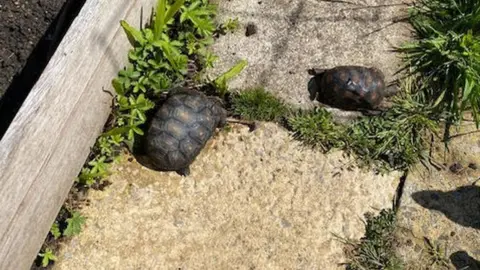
[424,237,450,268]
[397,0,480,141]
[49,223,61,240]
[231,87,289,122]
[63,211,86,238]
[283,76,439,171]
[344,95,439,172]
[287,107,346,152]
[220,17,240,33]
[338,209,404,270]
[38,248,57,268]
[227,78,437,171]
[407,0,480,36]
[211,59,248,97]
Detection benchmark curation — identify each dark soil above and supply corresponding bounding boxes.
[0,0,65,97]
[0,1,88,268]
[0,0,86,139]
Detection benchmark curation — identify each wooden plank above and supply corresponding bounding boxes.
[0,0,155,269]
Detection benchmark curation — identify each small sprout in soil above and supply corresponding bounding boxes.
[212,59,248,98]
[63,211,86,237]
[50,223,61,240]
[220,17,240,33]
[230,87,289,122]
[38,248,57,267]
[223,124,233,133]
[424,237,450,268]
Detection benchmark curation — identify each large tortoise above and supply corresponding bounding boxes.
[144,87,228,176]
[308,65,398,114]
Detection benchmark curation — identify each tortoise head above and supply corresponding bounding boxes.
[167,86,197,97]
[307,74,324,101]
[307,67,328,101]
[207,96,228,127]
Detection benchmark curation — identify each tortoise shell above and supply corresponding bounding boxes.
[311,66,387,111]
[144,88,227,176]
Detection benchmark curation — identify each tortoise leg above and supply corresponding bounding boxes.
[226,118,257,132]
[360,108,384,116]
[307,77,319,101]
[360,100,394,116]
[176,166,191,177]
[307,67,326,76]
[384,85,400,98]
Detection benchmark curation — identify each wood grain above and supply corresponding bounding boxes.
[0,0,155,269]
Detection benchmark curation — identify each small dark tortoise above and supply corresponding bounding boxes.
[308,65,399,115]
[144,88,228,176]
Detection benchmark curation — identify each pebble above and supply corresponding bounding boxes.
[245,23,257,37]
[449,162,463,173]
[280,218,292,228]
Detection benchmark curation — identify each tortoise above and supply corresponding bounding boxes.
[307,65,399,115]
[144,87,255,176]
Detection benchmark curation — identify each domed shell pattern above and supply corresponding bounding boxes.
[145,88,227,176]
[314,66,387,111]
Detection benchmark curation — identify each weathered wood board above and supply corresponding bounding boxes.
[0,0,155,269]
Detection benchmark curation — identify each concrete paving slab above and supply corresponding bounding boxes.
[208,0,412,114]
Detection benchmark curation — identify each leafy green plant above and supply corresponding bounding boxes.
[63,211,86,237]
[407,0,480,36]
[50,223,61,240]
[424,237,450,268]
[212,59,248,97]
[77,156,111,186]
[38,248,57,267]
[338,209,404,270]
[220,17,240,33]
[287,107,346,152]
[397,0,480,141]
[180,0,217,37]
[109,0,246,147]
[231,87,289,122]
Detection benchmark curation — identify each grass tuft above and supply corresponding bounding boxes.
[397,0,480,139]
[286,107,346,152]
[228,77,439,172]
[344,95,439,172]
[339,209,404,270]
[230,87,289,122]
[284,76,439,171]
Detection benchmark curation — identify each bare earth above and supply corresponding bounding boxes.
[52,0,466,269]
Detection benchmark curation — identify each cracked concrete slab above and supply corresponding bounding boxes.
[394,122,480,269]
[207,0,412,113]
[54,123,402,269]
